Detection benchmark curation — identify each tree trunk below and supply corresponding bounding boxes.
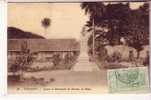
[137,50,140,59]
[45,28,47,34]
[92,17,95,59]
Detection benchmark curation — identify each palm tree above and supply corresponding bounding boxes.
[81,2,105,58]
[41,17,51,34]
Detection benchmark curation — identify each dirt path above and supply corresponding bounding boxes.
[8,70,108,93]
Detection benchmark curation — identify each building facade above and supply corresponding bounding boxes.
[8,39,80,71]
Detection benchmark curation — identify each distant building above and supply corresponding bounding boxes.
[8,39,80,70]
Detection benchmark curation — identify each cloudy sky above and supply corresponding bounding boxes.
[8,2,144,40]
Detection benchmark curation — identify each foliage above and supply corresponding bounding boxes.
[41,18,51,29]
[125,3,149,58]
[81,2,105,20]
[106,51,122,63]
[102,3,131,45]
[41,17,51,34]
[9,41,33,75]
[81,2,149,59]
[81,2,106,56]
[83,3,131,45]
[52,53,61,66]
[96,45,108,61]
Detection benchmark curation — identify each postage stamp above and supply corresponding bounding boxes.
[107,67,149,93]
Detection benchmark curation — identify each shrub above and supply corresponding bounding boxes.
[106,51,122,63]
[52,53,61,66]
[96,46,108,61]
[112,51,122,62]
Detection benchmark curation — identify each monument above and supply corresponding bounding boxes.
[72,32,100,71]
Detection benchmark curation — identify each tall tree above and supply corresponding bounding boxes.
[101,3,131,45]
[83,3,131,46]
[81,2,105,57]
[125,3,149,58]
[41,17,51,34]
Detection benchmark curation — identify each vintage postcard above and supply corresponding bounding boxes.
[7,1,150,94]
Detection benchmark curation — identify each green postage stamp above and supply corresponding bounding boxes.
[107,67,149,93]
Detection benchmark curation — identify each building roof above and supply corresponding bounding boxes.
[8,39,80,52]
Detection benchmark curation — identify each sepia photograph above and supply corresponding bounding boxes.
[7,1,150,94]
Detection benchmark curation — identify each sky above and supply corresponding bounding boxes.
[8,2,145,40]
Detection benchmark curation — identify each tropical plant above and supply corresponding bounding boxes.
[125,3,149,59]
[9,41,33,81]
[100,3,131,45]
[41,17,51,34]
[81,2,105,57]
[82,2,149,60]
